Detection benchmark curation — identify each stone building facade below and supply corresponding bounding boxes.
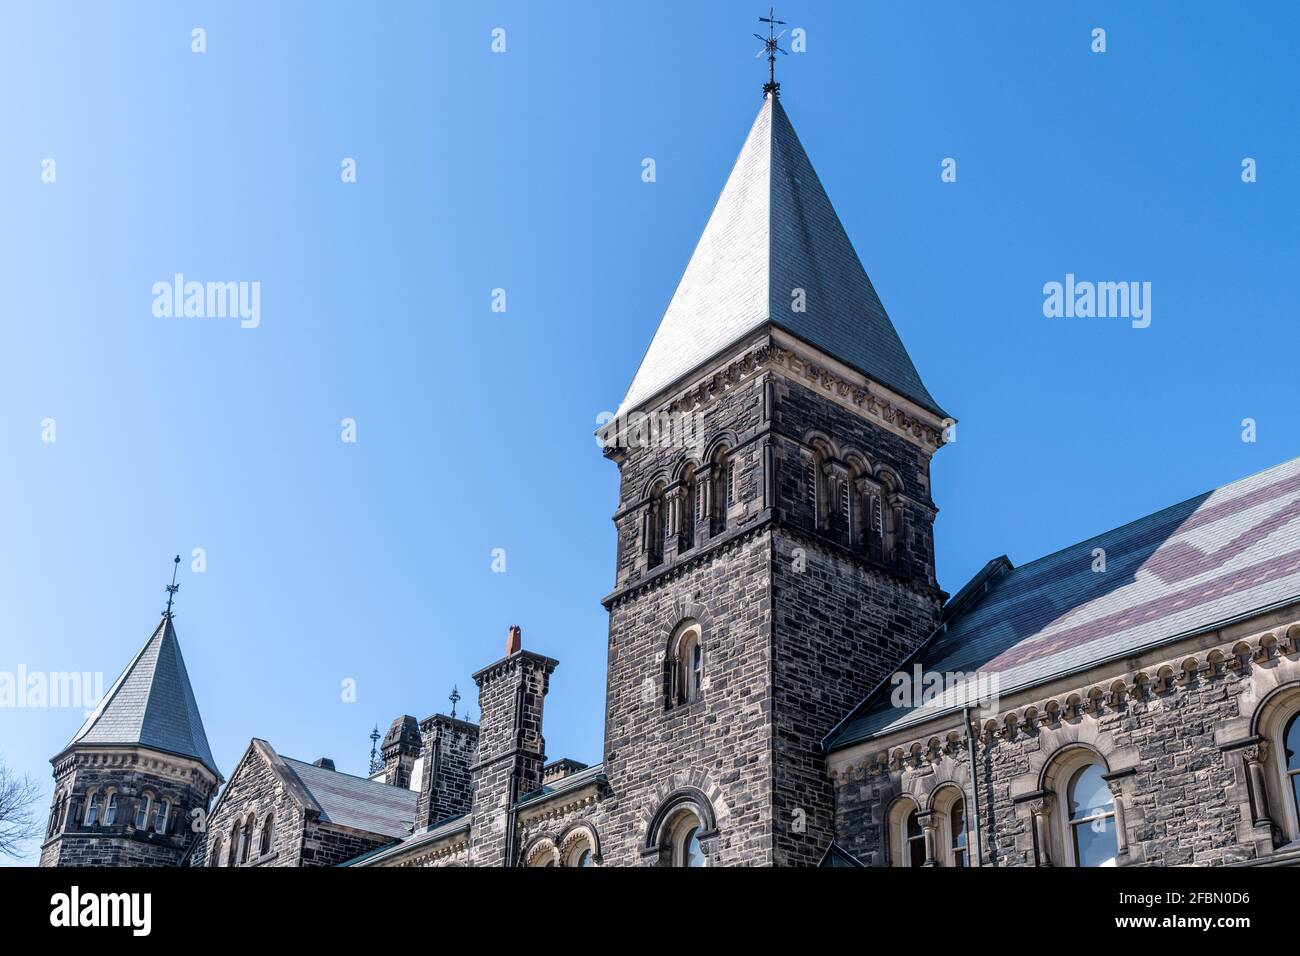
[41,88,1300,869]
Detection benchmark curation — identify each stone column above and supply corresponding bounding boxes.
[1243,743,1273,828]
[696,465,714,539]
[1031,799,1053,867]
[919,812,939,867]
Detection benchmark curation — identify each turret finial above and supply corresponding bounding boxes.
[163,554,181,617]
[753,7,787,97]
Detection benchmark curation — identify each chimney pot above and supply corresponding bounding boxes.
[507,625,522,656]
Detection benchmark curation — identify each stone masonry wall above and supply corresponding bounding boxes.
[833,631,1300,867]
[41,748,216,868]
[201,745,306,867]
[415,714,479,829]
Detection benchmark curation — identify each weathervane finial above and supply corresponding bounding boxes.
[368,724,382,775]
[449,684,462,720]
[754,7,788,97]
[164,554,181,617]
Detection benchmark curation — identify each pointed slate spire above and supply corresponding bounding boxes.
[67,614,220,779]
[618,94,944,418]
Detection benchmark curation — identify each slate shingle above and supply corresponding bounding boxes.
[618,95,943,418]
[827,456,1300,750]
[69,614,220,778]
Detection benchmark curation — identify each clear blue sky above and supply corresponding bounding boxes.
[2,2,1296,864]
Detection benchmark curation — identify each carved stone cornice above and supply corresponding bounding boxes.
[601,332,953,460]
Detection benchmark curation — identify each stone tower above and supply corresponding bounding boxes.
[468,626,558,866]
[40,613,222,867]
[598,91,951,865]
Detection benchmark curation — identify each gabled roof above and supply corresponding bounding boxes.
[515,762,606,809]
[339,812,471,867]
[819,842,867,868]
[618,93,943,418]
[826,456,1300,751]
[66,613,220,779]
[280,757,417,839]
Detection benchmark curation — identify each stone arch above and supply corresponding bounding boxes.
[559,821,601,865]
[671,454,703,483]
[639,469,672,502]
[522,836,560,868]
[645,786,718,852]
[664,618,705,707]
[702,431,739,465]
[1035,742,1124,868]
[885,793,924,867]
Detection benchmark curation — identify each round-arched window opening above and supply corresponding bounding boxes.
[668,812,708,867]
[950,798,968,868]
[1284,713,1300,821]
[1068,763,1117,867]
[905,808,926,867]
[563,834,595,868]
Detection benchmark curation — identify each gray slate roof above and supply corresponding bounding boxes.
[618,94,943,417]
[281,757,417,839]
[515,762,606,807]
[67,614,219,778]
[826,456,1300,751]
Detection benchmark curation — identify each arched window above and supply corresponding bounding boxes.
[227,821,239,865]
[679,633,702,704]
[83,789,100,827]
[1283,712,1300,824]
[153,798,171,835]
[238,814,254,863]
[103,790,119,826]
[805,439,832,530]
[711,446,733,532]
[525,839,559,867]
[1067,763,1117,867]
[669,812,707,867]
[260,813,275,855]
[904,808,926,867]
[135,791,154,829]
[877,471,903,562]
[47,790,65,837]
[679,466,697,552]
[562,828,597,867]
[931,786,969,867]
[211,836,224,867]
[667,621,704,707]
[647,482,666,568]
[842,455,868,548]
[949,798,969,867]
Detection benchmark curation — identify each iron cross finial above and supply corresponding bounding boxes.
[368,724,383,776]
[754,7,788,97]
[449,684,462,720]
[164,554,181,617]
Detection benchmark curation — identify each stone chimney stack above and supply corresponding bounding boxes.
[468,626,558,866]
[381,715,421,789]
[414,714,480,830]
